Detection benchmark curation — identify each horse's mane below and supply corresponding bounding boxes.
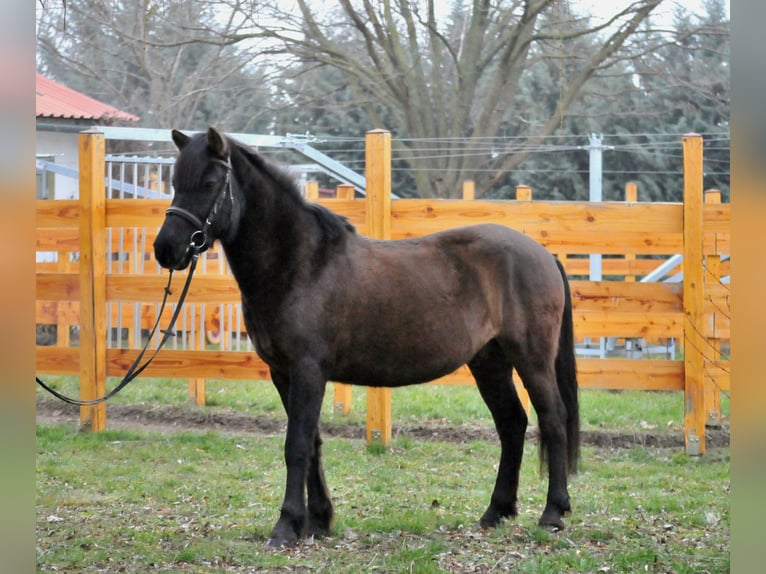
[231,138,356,241]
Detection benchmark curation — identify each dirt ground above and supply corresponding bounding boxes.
[35,397,730,450]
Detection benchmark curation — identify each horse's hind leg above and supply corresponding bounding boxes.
[468,341,528,528]
[513,360,571,530]
[306,430,335,537]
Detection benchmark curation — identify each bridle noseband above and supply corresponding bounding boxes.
[165,156,233,256]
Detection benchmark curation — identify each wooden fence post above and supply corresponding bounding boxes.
[333,183,355,415]
[624,183,638,282]
[462,180,475,200]
[365,129,392,445]
[509,185,534,415]
[704,189,722,428]
[78,131,108,432]
[514,184,531,201]
[682,134,705,455]
[56,251,73,347]
[188,378,206,406]
[305,180,319,200]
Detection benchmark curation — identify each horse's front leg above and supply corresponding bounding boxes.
[267,361,327,547]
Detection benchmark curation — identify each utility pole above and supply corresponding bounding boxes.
[583,133,613,357]
[588,133,604,280]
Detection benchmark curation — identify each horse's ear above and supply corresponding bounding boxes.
[171,129,190,151]
[207,127,229,158]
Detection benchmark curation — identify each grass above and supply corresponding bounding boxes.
[37,376,730,572]
[36,427,729,573]
[36,374,730,434]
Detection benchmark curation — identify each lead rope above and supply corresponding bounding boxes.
[37,154,232,406]
[35,253,200,406]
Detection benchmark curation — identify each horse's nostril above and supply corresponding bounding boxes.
[153,237,176,269]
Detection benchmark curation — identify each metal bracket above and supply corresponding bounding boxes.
[686,431,701,456]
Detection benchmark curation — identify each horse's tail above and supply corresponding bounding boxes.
[553,257,580,474]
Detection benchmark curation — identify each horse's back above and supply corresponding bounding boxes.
[419,223,563,293]
[310,223,564,386]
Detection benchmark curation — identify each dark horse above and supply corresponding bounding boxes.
[154,128,580,546]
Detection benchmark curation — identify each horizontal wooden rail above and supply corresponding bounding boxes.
[36,346,687,392]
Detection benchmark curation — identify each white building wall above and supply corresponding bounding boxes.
[35,129,80,199]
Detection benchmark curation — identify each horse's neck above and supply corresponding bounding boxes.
[221,178,308,306]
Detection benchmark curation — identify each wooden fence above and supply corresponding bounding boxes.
[36,130,730,454]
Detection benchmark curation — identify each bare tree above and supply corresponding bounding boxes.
[223,0,662,197]
[36,0,275,132]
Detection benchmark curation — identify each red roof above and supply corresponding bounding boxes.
[36,73,139,122]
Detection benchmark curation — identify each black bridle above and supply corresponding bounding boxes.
[165,156,233,258]
[35,156,233,406]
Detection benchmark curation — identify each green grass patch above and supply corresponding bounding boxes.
[37,374,729,571]
[38,375,730,435]
[37,422,729,573]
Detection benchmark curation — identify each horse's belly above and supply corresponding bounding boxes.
[333,361,463,388]
[330,336,477,387]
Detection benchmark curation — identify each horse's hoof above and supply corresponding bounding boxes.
[479,510,502,529]
[266,536,293,548]
[479,504,516,529]
[538,516,566,532]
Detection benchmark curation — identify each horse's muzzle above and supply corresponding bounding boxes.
[154,228,194,271]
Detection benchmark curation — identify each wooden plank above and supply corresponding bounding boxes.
[704,232,730,256]
[573,311,683,338]
[703,202,731,232]
[462,180,475,200]
[682,134,706,454]
[705,361,731,392]
[37,272,79,300]
[535,232,683,255]
[78,132,107,431]
[331,185,356,415]
[573,311,684,339]
[36,300,80,324]
[105,199,169,227]
[702,191,730,258]
[391,200,683,234]
[106,349,271,379]
[702,192,724,428]
[365,129,393,445]
[570,281,682,312]
[106,274,241,303]
[563,258,680,277]
[36,199,79,227]
[577,358,684,390]
[39,346,689,395]
[427,359,683,391]
[36,228,80,251]
[305,180,319,200]
[704,273,731,339]
[188,378,206,405]
[395,226,683,254]
[335,184,355,200]
[35,346,79,374]
[515,185,532,201]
